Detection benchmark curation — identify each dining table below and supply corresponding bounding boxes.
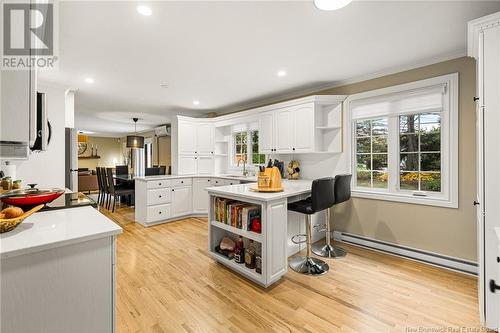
[113,174,136,206]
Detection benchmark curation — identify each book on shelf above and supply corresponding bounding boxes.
[213,198,261,233]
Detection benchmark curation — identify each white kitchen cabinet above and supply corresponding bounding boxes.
[274,108,293,153]
[193,177,212,213]
[171,186,192,217]
[196,123,215,155]
[258,111,275,154]
[197,156,214,175]
[179,155,197,175]
[178,121,197,155]
[291,103,314,153]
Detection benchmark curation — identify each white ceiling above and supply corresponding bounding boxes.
[39,0,500,137]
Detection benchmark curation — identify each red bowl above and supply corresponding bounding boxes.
[1,190,65,207]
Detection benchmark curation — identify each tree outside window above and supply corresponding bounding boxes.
[233,131,266,166]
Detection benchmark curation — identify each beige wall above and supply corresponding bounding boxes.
[317,57,477,261]
[78,136,123,170]
[158,136,171,169]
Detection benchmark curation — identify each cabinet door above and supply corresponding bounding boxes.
[178,121,197,154]
[171,186,192,217]
[193,178,211,213]
[274,108,293,153]
[292,104,315,153]
[178,155,197,175]
[266,200,288,283]
[258,112,274,154]
[196,123,214,155]
[1,70,32,143]
[197,156,214,175]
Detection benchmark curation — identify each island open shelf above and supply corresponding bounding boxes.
[208,192,288,287]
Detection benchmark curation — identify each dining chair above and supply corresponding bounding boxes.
[105,168,134,212]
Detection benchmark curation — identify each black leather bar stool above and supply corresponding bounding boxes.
[313,174,352,258]
[288,177,335,275]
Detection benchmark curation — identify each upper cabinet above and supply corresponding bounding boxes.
[178,120,197,155]
[258,96,345,154]
[196,123,214,155]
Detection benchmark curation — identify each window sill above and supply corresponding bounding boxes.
[352,189,458,208]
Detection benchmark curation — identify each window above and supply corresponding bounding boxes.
[232,130,266,166]
[349,74,458,208]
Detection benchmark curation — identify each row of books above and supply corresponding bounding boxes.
[214,197,261,232]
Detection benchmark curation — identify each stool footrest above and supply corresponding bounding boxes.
[291,234,307,245]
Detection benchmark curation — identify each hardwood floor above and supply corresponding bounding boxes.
[101,205,480,333]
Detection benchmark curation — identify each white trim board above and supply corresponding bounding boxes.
[333,231,477,275]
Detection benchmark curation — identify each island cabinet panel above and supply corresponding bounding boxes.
[1,237,116,333]
[266,200,288,283]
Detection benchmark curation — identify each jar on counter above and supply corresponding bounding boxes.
[1,177,12,191]
[12,180,22,190]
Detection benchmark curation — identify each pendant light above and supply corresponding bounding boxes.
[126,118,144,149]
[314,0,352,11]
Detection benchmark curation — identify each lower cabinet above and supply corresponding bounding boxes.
[171,185,193,217]
[147,203,171,222]
[193,178,212,213]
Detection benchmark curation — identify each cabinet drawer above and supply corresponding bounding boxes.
[223,179,240,186]
[147,204,171,222]
[147,180,171,189]
[171,178,192,187]
[147,188,171,205]
[209,178,223,186]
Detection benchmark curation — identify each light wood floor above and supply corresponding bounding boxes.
[101,205,481,333]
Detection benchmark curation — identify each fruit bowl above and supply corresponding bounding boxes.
[0,205,44,233]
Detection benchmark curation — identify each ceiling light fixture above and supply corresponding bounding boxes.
[193,100,200,106]
[137,5,152,16]
[126,118,145,149]
[277,70,287,77]
[84,77,94,84]
[314,0,352,11]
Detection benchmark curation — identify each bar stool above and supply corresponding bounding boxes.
[288,177,335,275]
[312,174,352,258]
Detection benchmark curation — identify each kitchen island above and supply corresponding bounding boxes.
[1,206,122,332]
[207,180,315,287]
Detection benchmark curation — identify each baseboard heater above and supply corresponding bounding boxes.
[334,232,478,275]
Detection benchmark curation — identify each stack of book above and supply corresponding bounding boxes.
[214,198,261,233]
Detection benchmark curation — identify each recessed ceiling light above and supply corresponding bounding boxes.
[137,5,152,16]
[84,77,94,84]
[277,70,287,77]
[193,100,200,106]
[314,0,352,11]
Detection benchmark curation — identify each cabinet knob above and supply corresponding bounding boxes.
[159,211,162,214]
[292,148,295,151]
[195,151,197,154]
[172,189,175,192]
[159,195,162,198]
[159,183,162,186]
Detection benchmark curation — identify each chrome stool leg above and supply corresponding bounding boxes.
[289,215,329,275]
[312,208,346,258]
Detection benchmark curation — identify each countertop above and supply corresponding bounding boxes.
[134,174,258,182]
[1,206,122,259]
[206,179,313,202]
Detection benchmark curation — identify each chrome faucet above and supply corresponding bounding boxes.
[237,156,248,177]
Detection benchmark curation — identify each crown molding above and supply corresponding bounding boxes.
[468,11,500,59]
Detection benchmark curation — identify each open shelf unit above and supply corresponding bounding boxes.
[210,220,263,242]
[314,101,343,153]
[214,126,231,174]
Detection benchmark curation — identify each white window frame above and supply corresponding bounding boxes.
[346,73,459,208]
[229,130,266,169]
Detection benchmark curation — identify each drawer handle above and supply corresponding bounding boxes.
[159,183,162,186]
[159,195,162,198]
[181,181,184,183]
[159,211,162,214]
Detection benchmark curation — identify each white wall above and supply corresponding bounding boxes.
[6,83,67,188]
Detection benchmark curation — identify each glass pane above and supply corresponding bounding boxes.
[356,120,371,137]
[259,155,266,164]
[400,134,418,152]
[419,113,440,125]
[420,127,440,151]
[234,154,244,165]
[400,172,419,191]
[252,143,259,153]
[356,154,371,170]
[372,154,388,171]
[372,118,388,135]
[373,136,387,153]
[356,170,371,187]
[373,171,388,188]
[356,137,371,153]
[400,115,419,134]
[420,153,440,171]
[235,133,242,143]
[252,154,259,164]
[400,153,419,171]
[236,145,241,154]
[421,172,441,192]
[241,134,247,144]
[252,131,259,144]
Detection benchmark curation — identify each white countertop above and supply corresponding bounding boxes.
[206,179,313,202]
[134,174,258,182]
[1,206,122,259]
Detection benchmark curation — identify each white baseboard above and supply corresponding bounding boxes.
[333,232,477,275]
